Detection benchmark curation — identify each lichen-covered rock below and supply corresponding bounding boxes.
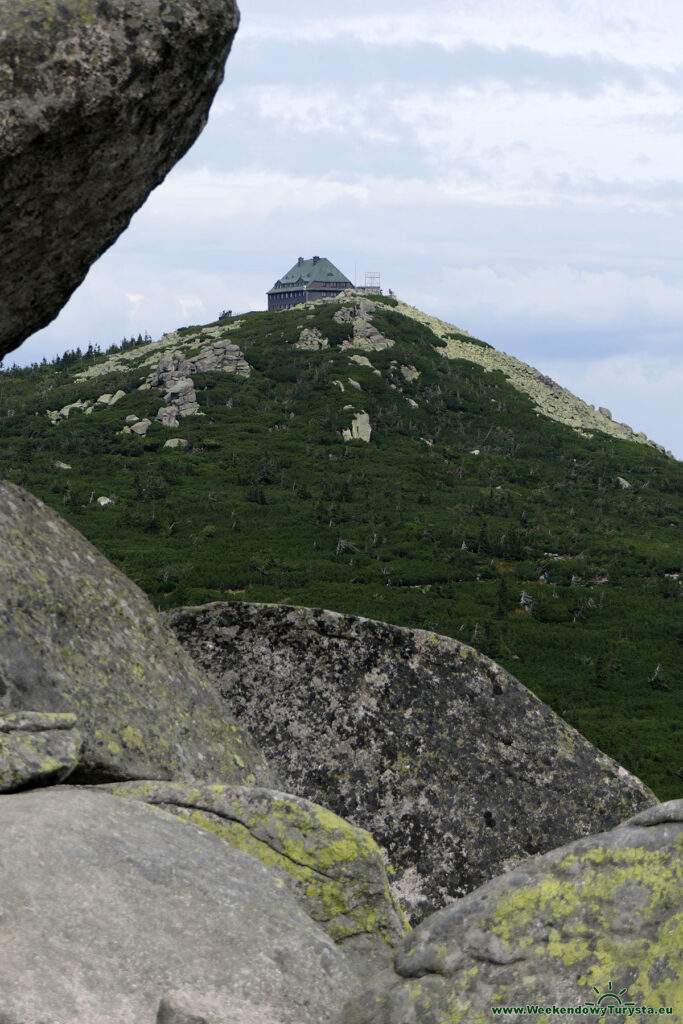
[0,481,269,785]
[342,800,683,1023]
[166,602,656,922]
[0,787,355,1024]
[0,0,239,359]
[0,710,81,791]
[105,780,407,979]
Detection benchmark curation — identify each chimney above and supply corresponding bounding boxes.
[298,257,304,265]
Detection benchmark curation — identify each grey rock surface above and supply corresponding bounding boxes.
[0,0,239,360]
[130,416,151,436]
[0,787,356,1024]
[0,709,81,791]
[157,405,181,428]
[342,800,683,1023]
[0,480,269,785]
[157,989,283,1024]
[105,779,407,980]
[167,601,656,921]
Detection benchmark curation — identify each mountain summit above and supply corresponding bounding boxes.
[1,291,680,797]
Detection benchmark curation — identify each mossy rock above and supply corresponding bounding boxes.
[105,779,408,981]
[343,800,683,1023]
[0,482,269,786]
[0,710,81,791]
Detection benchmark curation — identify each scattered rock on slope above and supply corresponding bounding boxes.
[342,800,683,1023]
[0,787,355,1024]
[167,601,657,922]
[0,481,269,786]
[0,0,239,359]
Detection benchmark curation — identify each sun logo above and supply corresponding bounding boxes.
[584,981,635,1010]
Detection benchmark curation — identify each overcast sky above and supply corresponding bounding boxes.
[13,0,683,457]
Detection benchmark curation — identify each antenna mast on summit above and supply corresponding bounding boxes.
[365,271,381,291]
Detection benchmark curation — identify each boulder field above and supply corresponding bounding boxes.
[0,0,680,1016]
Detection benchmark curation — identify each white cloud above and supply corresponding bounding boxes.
[239,1,683,69]
[208,74,683,212]
[441,265,683,333]
[140,167,372,227]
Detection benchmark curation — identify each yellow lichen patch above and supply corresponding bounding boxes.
[105,781,405,950]
[488,841,683,1006]
[121,725,144,751]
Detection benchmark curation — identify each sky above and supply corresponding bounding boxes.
[12,0,683,457]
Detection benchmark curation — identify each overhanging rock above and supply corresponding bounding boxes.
[0,0,239,359]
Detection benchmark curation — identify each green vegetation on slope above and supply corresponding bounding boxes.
[1,300,681,798]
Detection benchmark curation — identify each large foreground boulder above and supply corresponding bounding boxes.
[0,787,356,1024]
[0,481,269,785]
[105,780,407,980]
[343,800,683,1023]
[0,0,239,359]
[167,602,656,921]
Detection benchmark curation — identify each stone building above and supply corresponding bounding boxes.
[267,256,353,310]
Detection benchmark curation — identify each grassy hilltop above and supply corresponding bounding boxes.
[1,293,681,797]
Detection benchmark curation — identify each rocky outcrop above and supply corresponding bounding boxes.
[0,480,269,785]
[146,342,250,425]
[167,602,656,922]
[335,298,395,352]
[0,710,81,791]
[0,0,239,359]
[0,786,356,1024]
[296,326,329,349]
[146,343,251,389]
[105,780,407,979]
[343,800,683,1023]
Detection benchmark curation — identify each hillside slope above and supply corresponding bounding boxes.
[1,292,681,796]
